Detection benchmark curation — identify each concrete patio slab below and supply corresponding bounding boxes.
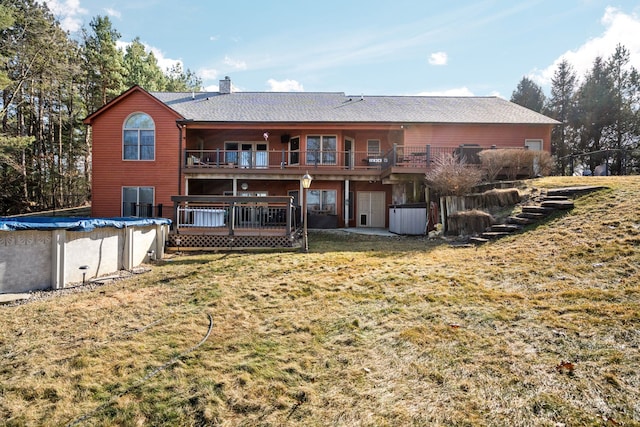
[0,293,31,305]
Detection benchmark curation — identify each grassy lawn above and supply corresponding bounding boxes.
[1,176,639,426]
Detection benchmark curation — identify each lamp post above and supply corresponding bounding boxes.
[301,171,313,253]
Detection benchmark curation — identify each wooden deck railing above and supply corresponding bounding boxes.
[183,144,524,171]
[171,195,299,236]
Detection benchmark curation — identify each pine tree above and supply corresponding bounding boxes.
[545,59,577,174]
[123,37,167,91]
[605,44,638,174]
[164,63,202,92]
[81,15,126,110]
[0,0,89,214]
[510,76,546,113]
[574,56,615,171]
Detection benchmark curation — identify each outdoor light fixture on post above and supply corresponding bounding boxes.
[301,171,313,253]
[79,265,89,284]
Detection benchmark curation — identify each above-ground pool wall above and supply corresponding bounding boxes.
[0,231,52,294]
[64,229,124,286]
[0,223,168,294]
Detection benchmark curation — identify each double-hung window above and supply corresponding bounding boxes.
[122,187,154,217]
[123,113,155,160]
[306,135,336,165]
[367,139,380,156]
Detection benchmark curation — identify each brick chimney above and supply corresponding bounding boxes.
[219,76,232,94]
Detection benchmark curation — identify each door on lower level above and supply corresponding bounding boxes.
[357,191,385,228]
[525,139,543,175]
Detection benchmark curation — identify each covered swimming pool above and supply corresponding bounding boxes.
[0,217,171,294]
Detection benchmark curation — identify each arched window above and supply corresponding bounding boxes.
[123,113,155,160]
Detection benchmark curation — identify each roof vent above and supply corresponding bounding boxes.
[219,76,232,94]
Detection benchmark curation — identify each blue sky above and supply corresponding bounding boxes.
[42,0,640,98]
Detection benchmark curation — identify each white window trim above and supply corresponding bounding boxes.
[524,139,543,151]
[289,136,301,165]
[306,135,337,165]
[122,186,155,217]
[307,189,337,215]
[122,112,155,161]
[367,139,381,155]
[224,141,269,168]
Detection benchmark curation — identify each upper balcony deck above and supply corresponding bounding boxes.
[182,144,490,175]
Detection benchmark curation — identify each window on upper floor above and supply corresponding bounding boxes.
[306,135,336,165]
[123,113,155,160]
[289,136,300,165]
[367,139,381,156]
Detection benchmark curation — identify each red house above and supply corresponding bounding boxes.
[84,77,557,248]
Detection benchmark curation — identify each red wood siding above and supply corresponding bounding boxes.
[404,124,553,151]
[90,90,181,219]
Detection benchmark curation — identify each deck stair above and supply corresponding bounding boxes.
[468,185,605,245]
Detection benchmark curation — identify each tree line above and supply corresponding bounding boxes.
[511,45,639,176]
[0,0,201,215]
[2,0,638,215]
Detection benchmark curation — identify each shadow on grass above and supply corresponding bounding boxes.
[161,232,445,262]
[304,230,445,255]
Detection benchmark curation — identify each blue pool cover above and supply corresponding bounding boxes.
[0,217,171,232]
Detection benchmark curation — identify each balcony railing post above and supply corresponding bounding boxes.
[229,201,235,236]
[393,143,398,166]
[174,200,180,230]
[286,198,292,236]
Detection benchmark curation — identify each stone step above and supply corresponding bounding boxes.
[481,231,513,239]
[507,216,536,225]
[541,199,574,210]
[522,205,555,214]
[517,212,548,220]
[489,224,522,233]
[542,195,570,201]
[469,236,489,245]
[546,185,607,198]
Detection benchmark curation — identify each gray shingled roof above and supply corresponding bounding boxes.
[150,91,559,125]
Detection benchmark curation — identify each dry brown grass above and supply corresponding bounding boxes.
[1,176,639,426]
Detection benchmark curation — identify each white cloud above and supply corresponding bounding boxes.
[210,36,220,42]
[115,40,128,51]
[104,8,121,19]
[223,56,247,70]
[267,79,304,92]
[149,46,182,72]
[416,86,474,96]
[37,0,87,32]
[428,51,448,66]
[531,7,640,88]
[199,68,219,80]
